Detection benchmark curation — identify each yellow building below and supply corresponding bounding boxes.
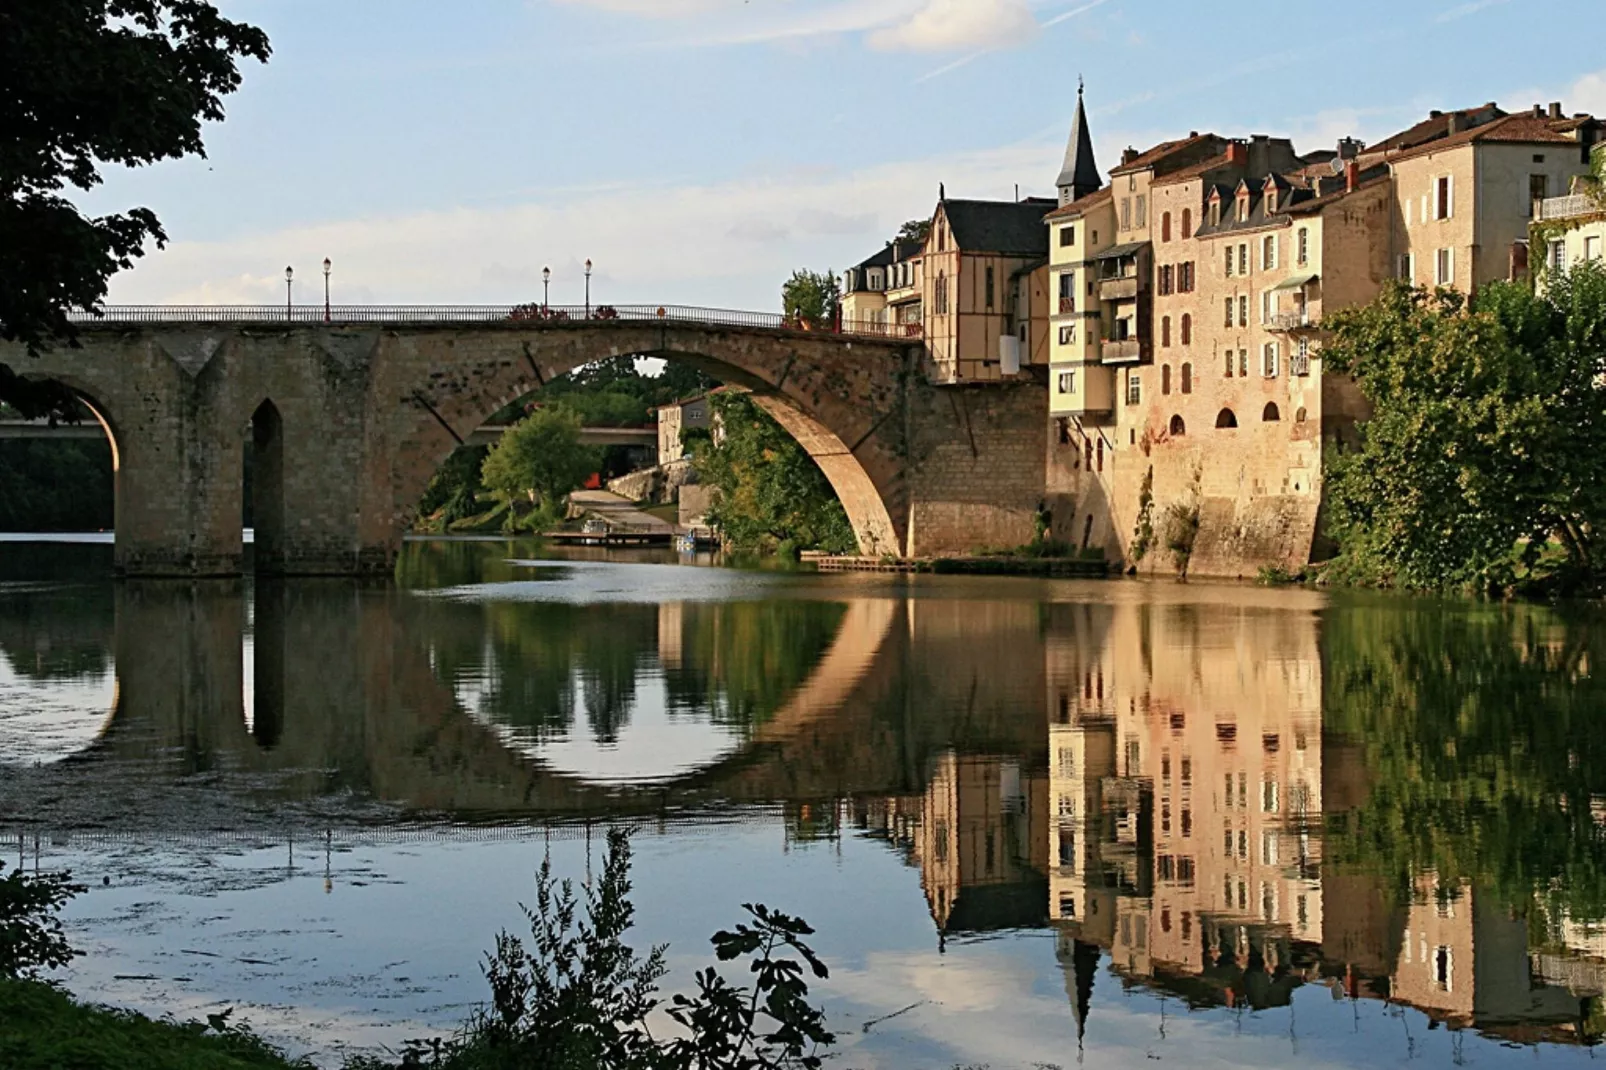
[1533,160,1606,290]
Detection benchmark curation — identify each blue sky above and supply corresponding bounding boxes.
[92,0,1606,310]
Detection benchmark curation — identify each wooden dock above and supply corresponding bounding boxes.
[804,553,1109,577]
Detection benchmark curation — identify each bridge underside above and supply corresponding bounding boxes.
[1,319,1047,576]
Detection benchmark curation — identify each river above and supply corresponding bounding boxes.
[3,535,1606,1067]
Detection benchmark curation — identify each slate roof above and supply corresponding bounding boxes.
[941,198,1057,256]
[1109,133,1225,177]
[1045,185,1113,220]
[1193,165,1389,237]
[1056,87,1102,197]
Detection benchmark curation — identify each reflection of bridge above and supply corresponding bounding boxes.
[2,304,1048,576]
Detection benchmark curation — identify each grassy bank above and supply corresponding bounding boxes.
[0,980,308,1070]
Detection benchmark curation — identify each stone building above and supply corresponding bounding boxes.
[1044,95,1601,577]
[654,392,712,464]
[1532,155,1606,291]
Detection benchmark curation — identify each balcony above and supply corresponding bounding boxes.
[1267,311,1320,332]
[1059,297,1076,314]
[1102,338,1142,363]
[1099,275,1139,301]
[1537,193,1604,221]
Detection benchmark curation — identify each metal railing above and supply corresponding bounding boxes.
[1267,311,1317,331]
[64,304,922,341]
[1537,193,1604,221]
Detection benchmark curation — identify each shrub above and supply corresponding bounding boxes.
[0,862,84,980]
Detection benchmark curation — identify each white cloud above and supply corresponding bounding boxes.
[104,142,1068,310]
[868,0,1038,53]
[1570,69,1606,118]
[549,0,741,16]
[1434,0,1509,22]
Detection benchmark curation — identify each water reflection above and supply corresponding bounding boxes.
[4,543,1606,1063]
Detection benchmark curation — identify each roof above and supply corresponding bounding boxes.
[1194,165,1389,236]
[1150,151,1234,188]
[1366,103,1505,155]
[1090,240,1148,261]
[1386,112,1585,163]
[1045,185,1113,220]
[1056,86,1102,197]
[939,198,1056,256]
[848,244,896,272]
[1109,133,1223,177]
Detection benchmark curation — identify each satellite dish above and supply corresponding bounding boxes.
[1329,157,1346,175]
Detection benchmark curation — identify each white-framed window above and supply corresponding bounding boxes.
[1435,174,1454,220]
[1058,370,1076,393]
[1058,324,1076,345]
[1135,195,1147,227]
[1406,198,1413,226]
[1262,290,1276,324]
[1238,243,1249,275]
[1552,240,1568,273]
[1293,336,1311,376]
[1263,342,1279,379]
[1059,224,1076,247]
[1397,252,1414,281]
[1127,374,1141,406]
[1224,246,1234,277]
[1261,829,1279,866]
[1586,235,1602,262]
[1224,297,1234,327]
[1238,295,1249,328]
[1297,227,1309,266]
[1239,349,1248,377]
[1263,235,1277,271]
[1436,247,1454,285]
[1262,778,1279,812]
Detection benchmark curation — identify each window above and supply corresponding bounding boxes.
[1179,262,1195,292]
[1529,174,1548,217]
[1162,363,1172,394]
[1225,246,1234,277]
[1181,208,1192,239]
[1436,247,1454,285]
[1180,314,1192,346]
[1135,195,1147,227]
[1292,336,1310,376]
[1060,224,1076,247]
[1262,290,1273,324]
[1297,227,1309,266]
[1587,236,1602,262]
[985,266,995,310]
[1169,414,1185,436]
[1127,375,1141,406]
[1263,401,1281,422]
[937,225,946,251]
[1435,946,1453,992]
[1058,370,1075,393]
[1097,436,1105,470]
[1436,175,1453,220]
[1121,197,1132,230]
[1552,240,1568,273]
[1239,349,1248,377]
[1263,344,1278,379]
[1263,235,1277,271]
[1397,252,1414,281]
[1224,352,1234,377]
[935,272,948,313]
[1238,295,1249,328]
[1162,316,1172,348]
[1238,244,1249,275]
[1295,406,1307,424]
[1216,408,1238,428]
[1161,212,1172,242]
[1091,229,1098,244]
[1236,193,1249,223]
[1058,270,1076,313]
[1224,297,1234,327]
[1180,362,1192,394]
[1058,324,1076,345]
[1159,264,1174,295]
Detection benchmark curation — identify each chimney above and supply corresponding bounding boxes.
[1430,109,1443,118]
[1225,141,1247,167]
[1447,113,1463,134]
[1534,104,1546,118]
[1121,147,1139,166]
[1337,137,1362,161]
[1189,130,1199,138]
[1550,101,1564,120]
[1345,159,1359,193]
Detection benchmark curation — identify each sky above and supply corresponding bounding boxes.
[87,0,1606,312]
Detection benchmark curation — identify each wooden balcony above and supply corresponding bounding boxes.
[1101,338,1142,363]
[1099,275,1139,301]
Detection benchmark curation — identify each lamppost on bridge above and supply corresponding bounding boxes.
[284,266,293,322]
[542,266,551,311]
[322,258,332,324]
[584,259,592,318]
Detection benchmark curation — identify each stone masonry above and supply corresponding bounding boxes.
[1,320,1047,575]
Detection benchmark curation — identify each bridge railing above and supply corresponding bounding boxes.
[69,304,923,340]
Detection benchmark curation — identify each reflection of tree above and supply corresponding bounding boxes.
[0,583,114,682]
[1323,596,1606,922]
[662,601,847,732]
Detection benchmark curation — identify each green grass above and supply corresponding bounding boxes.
[0,980,310,1070]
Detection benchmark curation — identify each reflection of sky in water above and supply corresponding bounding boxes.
[458,666,743,784]
[0,648,116,765]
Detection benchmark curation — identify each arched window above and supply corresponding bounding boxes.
[1162,212,1172,242]
[1180,362,1193,394]
[1162,364,1172,395]
[1161,315,1172,348]
[1295,406,1307,424]
[1180,313,1191,346]
[935,272,948,314]
[1182,208,1192,239]
[1216,408,1238,429]
[1263,402,1281,422]
[1169,414,1186,437]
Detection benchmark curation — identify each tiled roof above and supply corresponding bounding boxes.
[1366,104,1505,155]
[1382,113,1584,162]
[1045,185,1113,220]
[941,198,1057,256]
[1150,151,1234,188]
[1109,134,1215,176]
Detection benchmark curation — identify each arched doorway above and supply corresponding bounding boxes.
[248,400,286,574]
[1169,415,1186,437]
[1215,408,1238,429]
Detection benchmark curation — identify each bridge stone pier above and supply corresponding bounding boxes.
[2,316,1048,576]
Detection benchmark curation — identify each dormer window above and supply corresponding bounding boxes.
[1210,200,1221,227]
[1266,188,1278,213]
[1236,194,1249,223]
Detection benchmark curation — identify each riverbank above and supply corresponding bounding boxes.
[805,552,1109,577]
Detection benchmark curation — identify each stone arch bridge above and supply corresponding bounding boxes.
[0,306,1048,576]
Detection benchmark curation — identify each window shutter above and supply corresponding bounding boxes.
[1446,175,1454,219]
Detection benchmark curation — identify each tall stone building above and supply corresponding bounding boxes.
[1044,95,1601,576]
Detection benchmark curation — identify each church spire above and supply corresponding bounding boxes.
[1056,79,1102,206]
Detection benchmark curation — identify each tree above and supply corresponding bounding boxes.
[0,863,84,979]
[0,1,271,418]
[697,394,856,555]
[780,270,839,329]
[1321,268,1606,592]
[480,406,599,531]
[895,218,931,246]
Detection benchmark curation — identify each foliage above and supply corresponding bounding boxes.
[1162,500,1199,579]
[480,407,598,531]
[371,829,834,1070]
[0,1,271,418]
[779,271,839,329]
[1321,271,1606,592]
[697,394,856,555]
[1322,597,1606,923]
[1130,466,1155,563]
[557,391,651,429]
[0,438,114,531]
[417,445,491,531]
[0,862,84,979]
[895,219,931,246]
[0,981,311,1069]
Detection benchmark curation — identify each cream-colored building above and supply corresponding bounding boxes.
[655,393,711,463]
[1533,160,1606,291]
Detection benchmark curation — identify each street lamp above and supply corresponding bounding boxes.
[285,266,293,321]
[542,266,551,310]
[322,258,332,323]
[584,259,592,318]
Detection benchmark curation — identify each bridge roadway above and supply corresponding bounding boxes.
[0,418,655,448]
[0,304,1048,576]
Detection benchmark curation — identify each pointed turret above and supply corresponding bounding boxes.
[1057,80,1102,206]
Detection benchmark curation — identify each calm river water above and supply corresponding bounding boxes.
[4,536,1606,1067]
